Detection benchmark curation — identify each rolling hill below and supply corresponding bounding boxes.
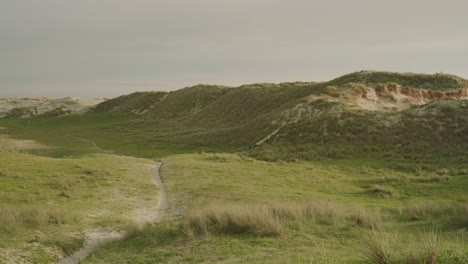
[1,71,467,162]
[0,71,467,263]
[86,71,468,162]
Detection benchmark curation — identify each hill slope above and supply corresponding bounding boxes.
[2,71,467,162]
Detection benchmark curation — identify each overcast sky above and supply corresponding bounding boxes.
[1,0,467,98]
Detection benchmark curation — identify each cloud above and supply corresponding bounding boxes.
[1,0,467,97]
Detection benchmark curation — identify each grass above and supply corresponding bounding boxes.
[327,71,468,90]
[404,202,468,222]
[183,204,287,237]
[0,117,466,262]
[369,185,397,198]
[182,202,382,238]
[0,135,158,263]
[1,79,467,164]
[79,153,467,263]
[0,206,67,232]
[360,229,392,264]
[0,71,466,262]
[360,228,467,264]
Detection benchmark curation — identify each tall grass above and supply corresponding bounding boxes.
[360,229,392,264]
[359,228,467,264]
[182,204,286,237]
[404,202,468,221]
[419,228,444,264]
[182,202,382,238]
[0,206,67,232]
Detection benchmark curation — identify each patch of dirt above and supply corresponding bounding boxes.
[57,162,168,264]
[0,135,50,151]
[57,229,124,264]
[352,84,468,112]
[131,162,167,225]
[0,97,105,118]
[74,137,113,153]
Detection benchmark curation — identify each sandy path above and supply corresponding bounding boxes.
[74,137,113,153]
[58,162,167,264]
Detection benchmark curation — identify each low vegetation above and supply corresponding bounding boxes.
[0,136,157,263]
[182,202,381,238]
[79,154,467,263]
[0,206,67,232]
[360,228,467,264]
[0,71,466,263]
[327,71,468,90]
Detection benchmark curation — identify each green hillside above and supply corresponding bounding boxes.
[88,72,468,162]
[2,71,468,162]
[92,91,167,114]
[0,71,467,263]
[326,71,468,90]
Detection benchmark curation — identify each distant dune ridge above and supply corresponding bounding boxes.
[1,71,467,119]
[92,71,468,115]
[1,71,467,162]
[0,97,105,118]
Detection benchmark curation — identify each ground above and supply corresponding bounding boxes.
[0,133,159,263]
[80,153,467,263]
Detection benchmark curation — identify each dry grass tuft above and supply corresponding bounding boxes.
[359,229,392,264]
[405,202,467,221]
[419,228,444,264]
[0,206,67,231]
[198,152,254,163]
[359,228,466,264]
[182,204,286,237]
[370,185,396,198]
[182,202,382,238]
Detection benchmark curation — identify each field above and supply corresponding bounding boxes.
[0,120,466,263]
[0,72,467,263]
[0,133,159,263]
[82,154,467,263]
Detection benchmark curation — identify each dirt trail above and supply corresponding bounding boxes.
[58,162,167,264]
[255,125,284,146]
[74,137,113,153]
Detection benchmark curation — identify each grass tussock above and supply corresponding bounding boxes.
[370,185,397,198]
[404,202,468,222]
[182,202,382,238]
[360,229,393,264]
[182,204,286,237]
[360,228,467,264]
[198,152,254,163]
[0,206,67,232]
[377,174,450,185]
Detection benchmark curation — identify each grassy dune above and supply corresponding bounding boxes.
[0,72,467,263]
[327,71,468,90]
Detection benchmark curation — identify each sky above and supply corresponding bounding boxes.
[1,0,467,98]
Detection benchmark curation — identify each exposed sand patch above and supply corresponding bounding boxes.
[57,229,124,264]
[0,135,50,151]
[130,162,167,226]
[0,97,105,118]
[57,162,168,264]
[353,85,468,112]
